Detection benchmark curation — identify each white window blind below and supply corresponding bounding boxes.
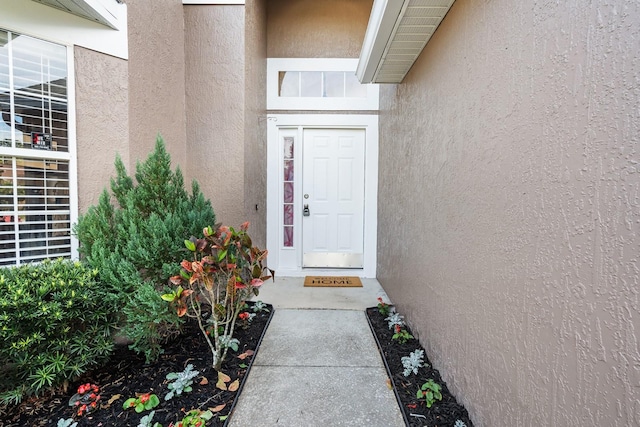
[0,29,72,265]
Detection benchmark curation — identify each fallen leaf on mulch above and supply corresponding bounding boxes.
[237,350,254,360]
[216,372,231,390]
[210,404,226,413]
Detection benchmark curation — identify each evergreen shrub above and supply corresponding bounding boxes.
[0,259,117,405]
[74,136,216,362]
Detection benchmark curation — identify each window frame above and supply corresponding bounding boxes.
[0,28,78,265]
[267,58,379,111]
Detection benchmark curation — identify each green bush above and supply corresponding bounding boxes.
[74,136,216,362]
[0,259,118,405]
[121,281,182,364]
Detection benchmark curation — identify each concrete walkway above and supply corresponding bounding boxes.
[229,277,404,426]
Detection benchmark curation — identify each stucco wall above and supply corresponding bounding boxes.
[126,0,187,170]
[184,5,246,226]
[74,46,129,213]
[377,1,640,426]
[244,0,268,247]
[267,0,372,58]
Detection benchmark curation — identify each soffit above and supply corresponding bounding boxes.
[357,0,455,84]
[30,0,121,29]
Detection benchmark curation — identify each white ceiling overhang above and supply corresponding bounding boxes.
[30,0,122,30]
[357,0,455,84]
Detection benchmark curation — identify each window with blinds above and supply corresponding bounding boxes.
[0,29,72,265]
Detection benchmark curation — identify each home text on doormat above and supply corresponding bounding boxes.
[304,276,363,287]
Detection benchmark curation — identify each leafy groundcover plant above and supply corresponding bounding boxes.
[366,306,474,427]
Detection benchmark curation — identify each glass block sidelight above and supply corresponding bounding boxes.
[283,226,293,249]
[283,182,293,203]
[283,136,294,247]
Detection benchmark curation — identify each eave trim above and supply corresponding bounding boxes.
[357,0,455,84]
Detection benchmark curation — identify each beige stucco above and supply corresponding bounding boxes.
[125,0,187,171]
[48,1,640,423]
[377,0,640,425]
[244,0,268,247]
[74,46,129,213]
[184,5,246,228]
[125,0,264,232]
[267,0,372,58]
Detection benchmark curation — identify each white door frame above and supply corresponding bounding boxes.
[266,114,378,278]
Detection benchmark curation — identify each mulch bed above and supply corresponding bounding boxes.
[366,307,473,427]
[0,302,274,427]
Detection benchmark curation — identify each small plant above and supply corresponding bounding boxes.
[165,364,199,401]
[138,410,163,427]
[218,336,240,352]
[416,379,442,408]
[68,383,101,417]
[377,297,390,316]
[454,420,467,427]
[57,419,78,427]
[172,409,213,427]
[123,392,160,413]
[401,349,425,377]
[385,311,405,330]
[238,311,256,329]
[392,325,414,344]
[251,300,270,313]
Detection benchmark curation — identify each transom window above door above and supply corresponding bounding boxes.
[278,71,367,99]
[267,58,379,111]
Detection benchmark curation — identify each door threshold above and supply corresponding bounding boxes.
[275,268,370,278]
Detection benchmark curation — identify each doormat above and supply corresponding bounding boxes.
[304,276,363,287]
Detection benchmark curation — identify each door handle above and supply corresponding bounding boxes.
[303,204,310,217]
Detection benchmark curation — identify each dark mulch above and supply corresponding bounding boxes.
[366,307,473,427]
[0,302,274,427]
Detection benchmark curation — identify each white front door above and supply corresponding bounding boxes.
[302,128,365,268]
[266,114,378,278]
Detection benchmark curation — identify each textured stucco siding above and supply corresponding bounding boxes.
[126,0,187,170]
[244,0,268,247]
[184,5,246,226]
[267,0,372,58]
[74,46,129,213]
[377,1,640,426]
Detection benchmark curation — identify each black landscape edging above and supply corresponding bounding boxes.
[365,307,474,427]
[224,305,275,426]
[366,310,411,427]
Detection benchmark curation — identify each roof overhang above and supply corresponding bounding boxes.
[357,0,455,84]
[30,0,123,30]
